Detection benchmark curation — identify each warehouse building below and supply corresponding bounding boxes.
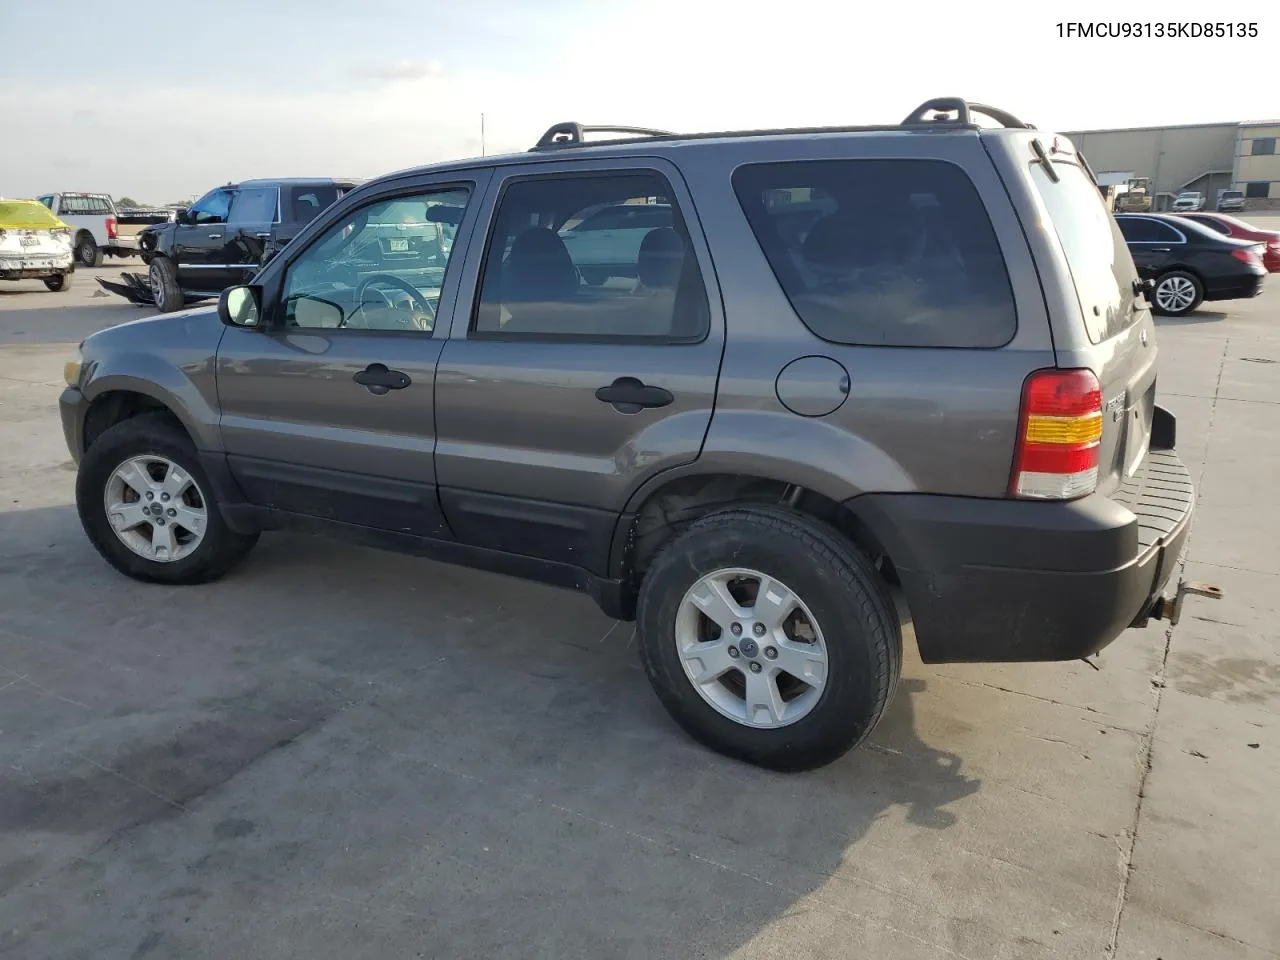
[1063,120,1280,211]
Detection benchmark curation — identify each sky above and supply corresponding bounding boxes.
[1,0,1276,203]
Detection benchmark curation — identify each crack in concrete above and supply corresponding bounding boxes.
[1107,337,1229,956]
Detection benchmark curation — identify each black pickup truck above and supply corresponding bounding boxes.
[103,178,360,312]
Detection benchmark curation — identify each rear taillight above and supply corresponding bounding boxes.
[106,217,117,239]
[1230,247,1264,268]
[1011,368,1103,500]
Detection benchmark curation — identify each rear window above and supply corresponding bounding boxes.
[733,159,1016,348]
[1029,161,1137,343]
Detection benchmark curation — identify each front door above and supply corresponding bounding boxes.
[215,177,486,537]
[434,160,724,575]
[176,187,237,291]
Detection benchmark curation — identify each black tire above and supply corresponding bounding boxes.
[75,233,103,268]
[636,504,901,772]
[76,413,259,585]
[148,257,182,313]
[43,272,73,292]
[1151,270,1203,317]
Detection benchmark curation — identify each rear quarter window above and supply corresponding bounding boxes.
[1030,161,1137,344]
[733,159,1017,348]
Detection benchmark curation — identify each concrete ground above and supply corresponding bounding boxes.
[0,249,1277,960]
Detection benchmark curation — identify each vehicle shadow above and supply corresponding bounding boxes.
[1154,309,1229,326]
[0,503,982,959]
[0,283,160,349]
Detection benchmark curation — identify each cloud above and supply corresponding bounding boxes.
[353,59,445,82]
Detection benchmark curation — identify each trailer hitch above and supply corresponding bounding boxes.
[1148,580,1223,627]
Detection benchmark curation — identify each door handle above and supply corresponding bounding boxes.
[254,232,271,239]
[353,363,411,396]
[208,233,223,239]
[595,376,673,414]
[1150,247,1170,252]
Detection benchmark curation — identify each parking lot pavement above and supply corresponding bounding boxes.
[1,255,1277,959]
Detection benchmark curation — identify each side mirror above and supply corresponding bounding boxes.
[218,285,262,327]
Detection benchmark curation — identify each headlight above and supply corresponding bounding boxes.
[63,347,82,388]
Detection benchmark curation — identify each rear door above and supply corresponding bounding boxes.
[1116,216,1179,277]
[176,187,236,290]
[216,173,486,537]
[1024,150,1158,490]
[434,159,723,574]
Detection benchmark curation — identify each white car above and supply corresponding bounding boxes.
[0,199,75,291]
[1172,191,1205,212]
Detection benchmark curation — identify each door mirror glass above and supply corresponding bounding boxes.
[219,285,261,327]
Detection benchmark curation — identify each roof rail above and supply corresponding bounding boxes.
[531,122,676,151]
[901,98,1035,130]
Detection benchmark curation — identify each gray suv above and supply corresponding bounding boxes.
[59,98,1207,772]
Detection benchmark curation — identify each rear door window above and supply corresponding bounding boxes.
[733,159,1016,348]
[1030,161,1138,343]
[228,187,278,224]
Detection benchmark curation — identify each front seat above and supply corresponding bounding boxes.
[498,226,582,333]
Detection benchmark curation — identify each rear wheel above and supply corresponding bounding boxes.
[76,413,258,584]
[43,272,73,292]
[75,233,103,268]
[636,504,901,772]
[149,257,182,313]
[1152,270,1203,317]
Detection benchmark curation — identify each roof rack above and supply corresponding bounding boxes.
[525,99,1034,154]
[901,98,1035,130]
[531,122,676,151]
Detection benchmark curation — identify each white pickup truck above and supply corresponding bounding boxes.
[35,192,136,267]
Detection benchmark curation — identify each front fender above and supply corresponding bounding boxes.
[79,315,225,451]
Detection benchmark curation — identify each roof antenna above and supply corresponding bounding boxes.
[481,113,486,157]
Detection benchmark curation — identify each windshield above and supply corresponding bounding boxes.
[1030,160,1138,343]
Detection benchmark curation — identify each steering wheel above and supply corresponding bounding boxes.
[354,274,436,328]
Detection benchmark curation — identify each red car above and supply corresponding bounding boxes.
[1175,212,1280,272]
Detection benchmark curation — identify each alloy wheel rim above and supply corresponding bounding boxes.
[1156,276,1195,312]
[103,455,208,562]
[675,567,828,728]
[149,264,165,309]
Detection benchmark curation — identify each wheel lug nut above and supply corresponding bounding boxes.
[161,493,170,502]
[155,518,166,526]
[748,661,763,674]
[145,492,154,500]
[765,646,778,660]
[730,622,742,636]
[753,622,766,637]
[166,508,176,517]
[727,645,740,659]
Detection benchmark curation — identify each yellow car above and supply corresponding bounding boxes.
[0,199,76,291]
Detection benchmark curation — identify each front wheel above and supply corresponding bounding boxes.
[43,272,73,292]
[76,413,259,584]
[1152,270,1203,317]
[636,504,901,772]
[148,257,183,313]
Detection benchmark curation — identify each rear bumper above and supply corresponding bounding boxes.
[1204,272,1265,301]
[0,253,74,279]
[847,448,1195,664]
